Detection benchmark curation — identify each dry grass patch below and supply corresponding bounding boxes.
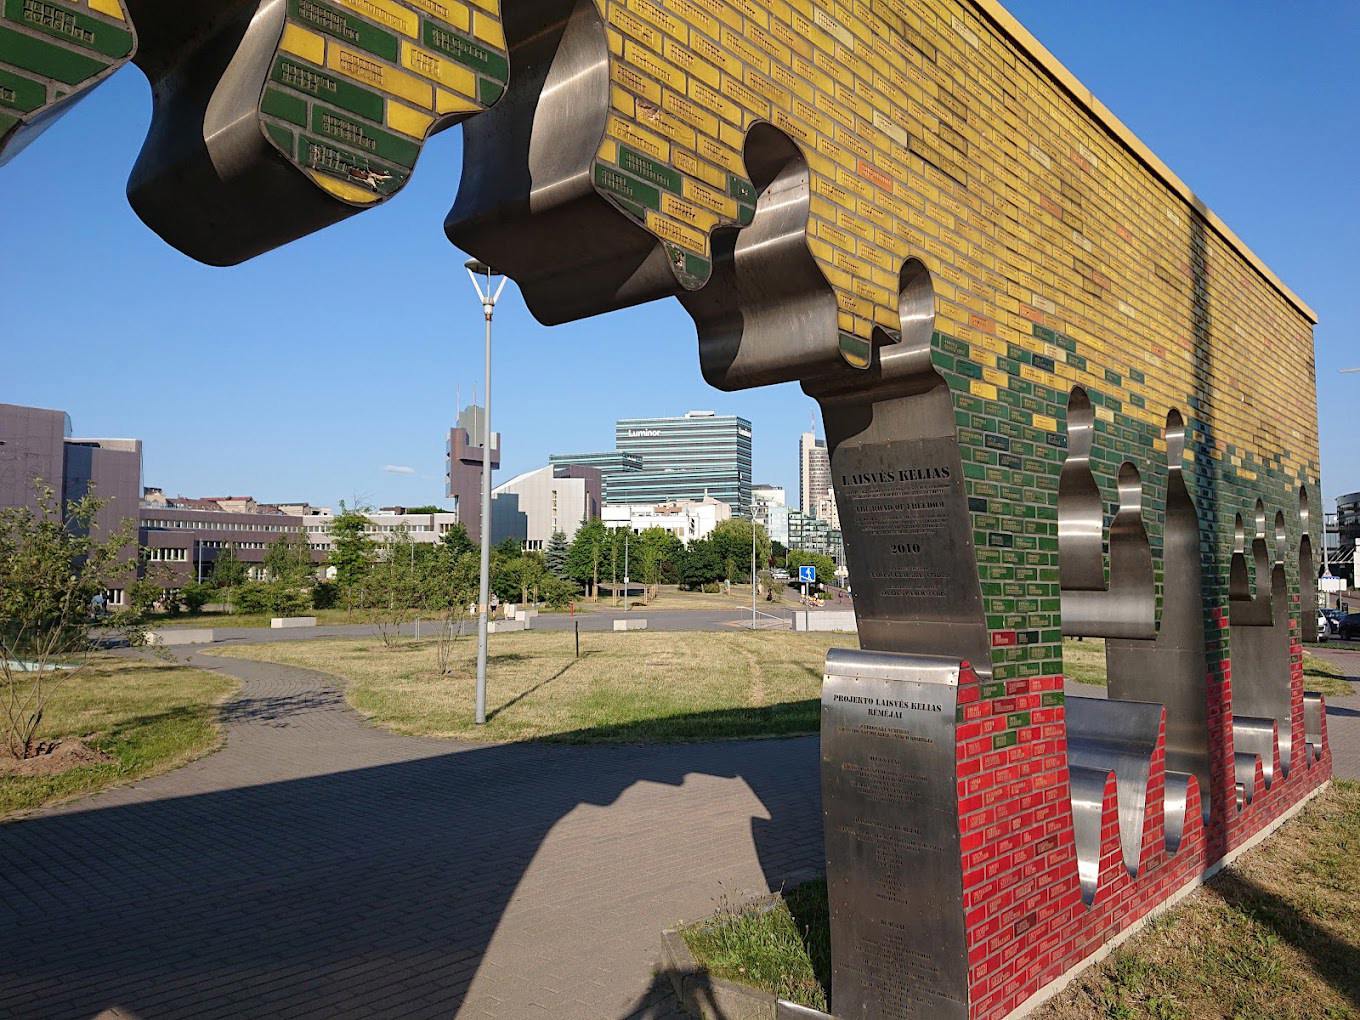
[211,630,857,743]
[678,781,1360,1017]
[0,655,236,819]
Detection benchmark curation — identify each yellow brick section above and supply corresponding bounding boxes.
[587,0,1317,492]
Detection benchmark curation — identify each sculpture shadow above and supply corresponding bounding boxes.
[1205,871,1360,1009]
[0,708,822,1019]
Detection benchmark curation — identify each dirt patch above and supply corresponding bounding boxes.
[0,739,114,777]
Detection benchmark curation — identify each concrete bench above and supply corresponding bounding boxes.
[792,610,857,632]
[270,616,317,629]
[514,608,539,621]
[147,628,216,646]
[487,619,526,634]
[613,619,647,632]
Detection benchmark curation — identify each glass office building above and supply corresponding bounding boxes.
[547,450,642,502]
[609,411,753,516]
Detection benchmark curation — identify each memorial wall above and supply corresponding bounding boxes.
[0,1,1329,1017]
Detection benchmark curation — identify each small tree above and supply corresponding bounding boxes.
[439,522,474,561]
[544,530,571,579]
[0,487,145,759]
[633,527,682,601]
[680,537,724,591]
[421,546,479,677]
[567,519,607,600]
[711,518,772,585]
[210,542,247,612]
[367,527,420,646]
[328,503,374,614]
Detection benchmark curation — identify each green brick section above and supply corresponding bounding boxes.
[591,141,758,293]
[258,0,509,203]
[0,0,134,158]
[289,0,398,62]
[934,316,1316,691]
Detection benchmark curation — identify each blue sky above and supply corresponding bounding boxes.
[3,2,1356,511]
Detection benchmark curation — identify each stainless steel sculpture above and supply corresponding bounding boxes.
[3,2,1330,1018]
[3,0,508,262]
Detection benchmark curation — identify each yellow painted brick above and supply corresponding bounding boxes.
[280,23,326,65]
[401,41,475,96]
[332,0,417,38]
[331,45,432,108]
[386,102,434,138]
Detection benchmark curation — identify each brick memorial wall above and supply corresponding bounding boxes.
[0,0,1327,1016]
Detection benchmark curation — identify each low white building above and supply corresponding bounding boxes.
[602,497,731,542]
[302,508,464,554]
[491,464,603,550]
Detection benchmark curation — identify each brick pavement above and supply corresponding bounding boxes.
[1303,645,1360,780]
[0,652,823,1019]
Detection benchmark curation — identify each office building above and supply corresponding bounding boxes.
[751,484,785,530]
[799,430,833,525]
[490,464,602,550]
[446,403,499,545]
[610,410,752,515]
[548,450,642,502]
[768,505,845,568]
[1,401,142,559]
[602,497,731,543]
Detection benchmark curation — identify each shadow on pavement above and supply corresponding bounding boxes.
[0,706,822,1019]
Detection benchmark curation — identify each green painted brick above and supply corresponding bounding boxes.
[424,20,508,81]
[3,0,133,58]
[272,57,384,122]
[595,162,660,211]
[311,104,421,167]
[0,67,44,112]
[0,24,106,84]
[289,0,398,61]
[261,86,307,128]
[619,144,682,193]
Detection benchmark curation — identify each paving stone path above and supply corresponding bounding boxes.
[1304,645,1360,781]
[0,652,823,1020]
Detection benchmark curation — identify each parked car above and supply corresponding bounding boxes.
[1336,613,1360,641]
[1316,610,1330,641]
[1323,608,1345,636]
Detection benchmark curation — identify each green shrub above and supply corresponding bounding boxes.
[539,574,579,608]
[311,580,339,609]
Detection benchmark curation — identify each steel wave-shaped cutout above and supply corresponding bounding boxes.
[0,0,136,165]
[3,0,508,264]
[1066,696,1191,905]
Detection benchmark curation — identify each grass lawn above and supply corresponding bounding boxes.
[0,656,237,820]
[681,780,1360,1018]
[211,630,856,743]
[1063,638,1352,698]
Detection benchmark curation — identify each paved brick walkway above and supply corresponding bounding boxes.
[0,653,823,1019]
[1304,645,1360,780]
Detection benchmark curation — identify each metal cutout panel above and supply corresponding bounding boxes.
[822,648,968,1019]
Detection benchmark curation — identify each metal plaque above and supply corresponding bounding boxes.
[821,648,968,1019]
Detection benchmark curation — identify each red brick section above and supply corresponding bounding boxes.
[955,627,1332,1020]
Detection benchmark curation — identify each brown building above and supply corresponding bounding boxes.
[138,502,325,588]
[445,403,499,546]
[0,403,143,591]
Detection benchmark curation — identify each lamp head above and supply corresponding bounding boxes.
[464,258,501,277]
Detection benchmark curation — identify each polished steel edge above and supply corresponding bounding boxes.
[823,647,961,686]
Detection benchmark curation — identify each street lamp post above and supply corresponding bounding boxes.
[465,258,508,726]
